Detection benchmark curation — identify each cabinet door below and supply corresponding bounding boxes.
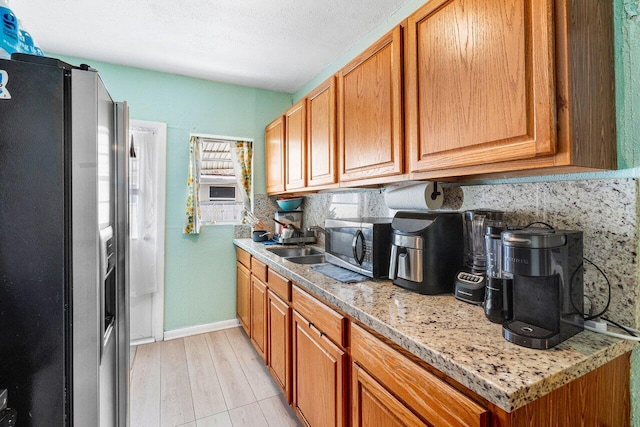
[267,290,291,402]
[292,311,347,427]
[236,262,251,337]
[285,99,307,190]
[351,323,489,426]
[250,275,268,362]
[307,76,337,188]
[352,363,425,427]
[265,115,286,194]
[405,0,555,174]
[338,26,404,183]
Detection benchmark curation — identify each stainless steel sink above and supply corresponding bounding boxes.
[284,254,326,264]
[266,246,325,264]
[266,247,323,257]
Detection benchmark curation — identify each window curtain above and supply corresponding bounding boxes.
[183,136,202,234]
[230,140,253,212]
[129,130,159,295]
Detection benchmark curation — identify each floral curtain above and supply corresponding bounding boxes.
[230,140,253,212]
[183,136,202,234]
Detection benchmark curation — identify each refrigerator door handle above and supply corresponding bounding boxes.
[98,226,113,360]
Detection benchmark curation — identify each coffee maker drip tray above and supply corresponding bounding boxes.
[503,320,559,350]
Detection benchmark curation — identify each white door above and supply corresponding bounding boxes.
[129,120,166,344]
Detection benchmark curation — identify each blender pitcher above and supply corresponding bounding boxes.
[454,209,504,305]
[463,209,505,272]
[484,224,513,323]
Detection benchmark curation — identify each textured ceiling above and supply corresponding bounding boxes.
[10,0,409,93]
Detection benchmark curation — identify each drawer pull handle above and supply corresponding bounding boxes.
[307,321,325,338]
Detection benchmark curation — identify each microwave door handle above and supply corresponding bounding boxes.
[352,230,365,265]
[389,244,398,279]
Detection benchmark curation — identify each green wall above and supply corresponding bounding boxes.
[616,2,640,423]
[57,55,291,331]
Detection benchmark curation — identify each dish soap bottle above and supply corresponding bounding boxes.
[0,0,19,59]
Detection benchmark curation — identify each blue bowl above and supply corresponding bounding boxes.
[276,197,302,210]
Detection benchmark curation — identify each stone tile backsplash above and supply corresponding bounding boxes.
[253,178,639,328]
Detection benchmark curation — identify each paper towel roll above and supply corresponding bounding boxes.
[384,182,444,211]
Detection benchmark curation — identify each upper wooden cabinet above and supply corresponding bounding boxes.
[337,26,404,183]
[307,77,338,188]
[405,0,555,173]
[405,0,616,178]
[285,99,307,190]
[265,0,615,188]
[265,116,286,194]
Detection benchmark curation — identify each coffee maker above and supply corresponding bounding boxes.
[501,228,584,349]
[388,211,463,294]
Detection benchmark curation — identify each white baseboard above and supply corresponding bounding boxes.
[163,319,240,341]
[130,337,155,347]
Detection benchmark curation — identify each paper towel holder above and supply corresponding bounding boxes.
[430,182,442,201]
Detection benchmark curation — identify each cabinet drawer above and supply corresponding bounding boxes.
[351,323,489,427]
[268,269,291,302]
[236,247,251,269]
[251,257,268,282]
[292,285,345,347]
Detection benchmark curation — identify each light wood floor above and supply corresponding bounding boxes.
[130,327,301,427]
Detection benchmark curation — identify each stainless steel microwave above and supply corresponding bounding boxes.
[324,218,393,278]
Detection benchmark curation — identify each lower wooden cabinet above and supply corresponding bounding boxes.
[235,261,251,336]
[292,310,347,427]
[250,275,268,362]
[352,364,424,427]
[234,249,631,427]
[351,323,489,427]
[267,289,291,402]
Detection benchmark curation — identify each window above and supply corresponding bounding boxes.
[198,137,247,224]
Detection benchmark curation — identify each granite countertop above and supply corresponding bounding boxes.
[234,238,636,412]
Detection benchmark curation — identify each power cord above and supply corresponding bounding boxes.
[602,317,637,337]
[584,321,640,342]
[579,258,640,342]
[516,222,637,341]
[582,258,611,321]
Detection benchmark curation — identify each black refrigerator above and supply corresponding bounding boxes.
[0,55,129,426]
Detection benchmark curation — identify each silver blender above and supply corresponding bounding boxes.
[454,209,504,304]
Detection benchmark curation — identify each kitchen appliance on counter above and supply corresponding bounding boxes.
[483,224,513,323]
[273,210,316,244]
[454,209,505,304]
[388,211,463,294]
[502,228,584,349]
[325,217,392,278]
[0,55,129,426]
[275,210,303,235]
